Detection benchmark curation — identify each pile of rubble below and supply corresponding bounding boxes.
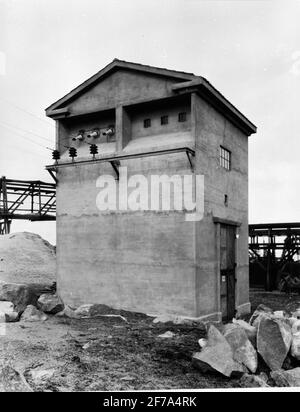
[0,282,128,325]
[192,304,300,387]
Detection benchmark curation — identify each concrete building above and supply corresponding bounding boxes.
[46,59,256,321]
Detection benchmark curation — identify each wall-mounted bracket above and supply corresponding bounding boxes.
[109,160,120,180]
[185,149,195,171]
[47,169,58,184]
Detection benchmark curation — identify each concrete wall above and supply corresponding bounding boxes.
[56,152,198,316]
[192,93,249,318]
[54,70,250,319]
[63,69,184,116]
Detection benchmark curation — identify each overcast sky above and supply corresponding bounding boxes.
[1,0,300,244]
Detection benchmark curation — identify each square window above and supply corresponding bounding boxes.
[161,115,169,125]
[144,118,151,128]
[178,112,187,122]
[220,146,231,170]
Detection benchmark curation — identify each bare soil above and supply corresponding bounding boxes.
[1,290,299,391]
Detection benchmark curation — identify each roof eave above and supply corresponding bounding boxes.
[45,59,195,116]
[172,79,257,136]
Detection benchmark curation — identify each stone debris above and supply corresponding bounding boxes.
[0,301,19,322]
[257,317,292,371]
[29,368,56,384]
[158,331,175,339]
[232,318,257,344]
[21,305,48,322]
[193,305,300,387]
[223,324,258,373]
[37,294,64,314]
[271,368,300,387]
[240,373,269,388]
[152,314,205,327]
[198,338,208,349]
[192,325,246,378]
[0,365,33,392]
[0,282,40,314]
[291,332,300,361]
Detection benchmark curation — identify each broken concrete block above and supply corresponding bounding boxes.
[232,318,257,345]
[271,368,300,387]
[0,301,19,322]
[223,324,258,373]
[257,317,292,371]
[21,305,48,322]
[0,365,33,392]
[0,283,43,314]
[56,305,79,319]
[37,294,64,314]
[240,373,269,388]
[192,325,246,378]
[250,304,273,327]
[291,332,300,361]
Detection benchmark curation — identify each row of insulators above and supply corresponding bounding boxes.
[52,144,99,160]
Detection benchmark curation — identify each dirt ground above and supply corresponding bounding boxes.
[1,290,300,392]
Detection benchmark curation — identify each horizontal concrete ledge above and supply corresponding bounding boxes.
[213,217,242,227]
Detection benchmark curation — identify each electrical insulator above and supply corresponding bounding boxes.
[52,150,60,161]
[69,147,77,160]
[90,144,98,156]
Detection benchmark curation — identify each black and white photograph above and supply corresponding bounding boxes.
[0,0,300,395]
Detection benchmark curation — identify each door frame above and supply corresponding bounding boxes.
[214,217,241,322]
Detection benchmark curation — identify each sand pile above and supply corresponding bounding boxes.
[0,232,55,284]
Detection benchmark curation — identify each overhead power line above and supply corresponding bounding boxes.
[0,122,53,152]
[0,119,54,144]
[0,98,55,128]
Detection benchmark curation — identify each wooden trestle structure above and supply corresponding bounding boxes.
[0,176,56,235]
[249,223,300,291]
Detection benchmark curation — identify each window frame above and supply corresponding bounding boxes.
[161,115,169,126]
[219,146,231,171]
[178,112,187,123]
[143,118,151,128]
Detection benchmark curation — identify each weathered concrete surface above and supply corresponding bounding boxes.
[53,68,251,319]
[257,317,292,371]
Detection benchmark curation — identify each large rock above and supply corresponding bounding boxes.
[291,332,300,361]
[271,368,300,387]
[192,325,246,378]
[21,305,48,322]
[0,365,33,392]
[232,319,257,345]
[37,294,64,314]
[250,304,273,324]
[0,283,41,314]
[0,301,19,322]
[257,317,292,371]
[223,324,258,373]
[240,373,269,388]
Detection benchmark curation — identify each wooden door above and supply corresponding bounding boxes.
[220,224,236,321]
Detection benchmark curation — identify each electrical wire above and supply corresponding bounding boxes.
[0,122,54,152]
[0,119,54,144]
[0,98,55,128]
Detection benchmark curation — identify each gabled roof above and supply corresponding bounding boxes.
[46,58,257,136]
[45,59,196,113]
